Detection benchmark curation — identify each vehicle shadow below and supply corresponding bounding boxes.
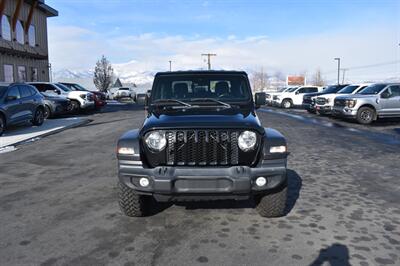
[309,243,351,266]
[147,169,302,216]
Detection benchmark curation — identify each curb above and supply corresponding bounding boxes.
[0,118,92,151]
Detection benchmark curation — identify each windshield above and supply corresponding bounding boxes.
[287,87,298,92]
[322,85,345,94]
[338,85,359,94]
[0,86,7,98]
[358,84,387,95]
[68,83,88,91]
[54,83,72,92]
[151,74,251,102]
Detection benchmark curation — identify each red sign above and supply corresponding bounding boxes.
[287,76,305,86]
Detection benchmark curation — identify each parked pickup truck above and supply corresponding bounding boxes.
[314,83,371,115]
[117,70,289,217]
[333,83,400,124]
[273,86,323,109]
[302,84,348,113]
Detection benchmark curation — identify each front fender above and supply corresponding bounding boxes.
[262,128,289,160]
[117,129,141,161]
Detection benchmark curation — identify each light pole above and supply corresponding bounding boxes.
[201,53,217,70]
[334,58,340,84]
[169,60,172,71]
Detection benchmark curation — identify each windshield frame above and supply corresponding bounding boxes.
[358,84,388,95]
[150,73,253,105]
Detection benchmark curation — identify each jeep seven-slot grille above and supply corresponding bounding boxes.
[165,130,239,166]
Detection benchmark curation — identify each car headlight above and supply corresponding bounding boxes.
[345,100,357,108]
[238,131,257,151]
[145,131,167,151]
[79,94,87,99]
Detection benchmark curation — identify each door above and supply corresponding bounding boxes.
[293,87,317,105]
[3,86,23,124]
[379,85,400,116]
[18,85,36,120]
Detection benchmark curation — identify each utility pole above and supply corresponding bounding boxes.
[169,60,172,71]
[334,58,341,84]
[201,53,217,70]
[342,68,347,84]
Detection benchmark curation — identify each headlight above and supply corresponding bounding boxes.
[79,94,87,99]
[238,131,257,151]
[145,131,167,151]
[270,146,287,153]
[345,100,357,108]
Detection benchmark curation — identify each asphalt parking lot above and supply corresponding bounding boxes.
[0,104,399,266]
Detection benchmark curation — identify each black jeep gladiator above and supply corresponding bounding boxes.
[117,70,289,217]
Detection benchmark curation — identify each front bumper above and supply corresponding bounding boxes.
[80,100,95,109]
[332,106,357,118]
[118,159,287,201]
[315,105,333,114]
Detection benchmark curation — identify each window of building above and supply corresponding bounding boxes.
[17,66,26,82]
[1,15,11,41]
[28,25,36,46]
[15,20,24,44]
[31,67,38,81]
[4,65,14,82]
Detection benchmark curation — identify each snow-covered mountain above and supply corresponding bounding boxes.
[53,62,155,91]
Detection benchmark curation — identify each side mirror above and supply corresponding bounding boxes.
[381,91,391,99]
[255,92,266,108]
[295,91,300,95]
[136,93,148,106]
[54,89,61,95]
[6,95,17,101]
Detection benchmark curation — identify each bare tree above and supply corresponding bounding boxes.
[93,55,114,92]
[251,67,269,92]
[312,68,325,86]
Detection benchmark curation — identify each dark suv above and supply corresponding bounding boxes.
[116,71,289,217]
[0,83,45,136]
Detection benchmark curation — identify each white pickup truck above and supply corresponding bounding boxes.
[29,82,94,112]
[314,83,371,115]
[273,86,323,109]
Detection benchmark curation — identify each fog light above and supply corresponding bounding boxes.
[139,177,149,187]
[255,177,267,187]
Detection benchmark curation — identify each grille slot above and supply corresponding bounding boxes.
[334,99,346,107]
[165,129,241,166]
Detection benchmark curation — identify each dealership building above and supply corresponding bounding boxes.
[0,0,57,83]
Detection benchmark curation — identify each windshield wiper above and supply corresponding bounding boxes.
[189,98,232,109]
[151,99,192,107]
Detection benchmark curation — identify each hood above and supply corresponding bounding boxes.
[304,92,326,98]
[142,109,264,134]
[317,93,338,100]
[335,94,378,100]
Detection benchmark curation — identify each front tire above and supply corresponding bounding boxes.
[32,108,44,126]
[70,100,81,114]
[356,107,375,124]
[281,99,292,109]
[0,115,5,136]
[118,182,151,217]
[256,186,287,217]
[44,105,52,119]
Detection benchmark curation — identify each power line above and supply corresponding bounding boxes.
[322,60,400,75]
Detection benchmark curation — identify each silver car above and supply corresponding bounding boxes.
[332,83,400,124]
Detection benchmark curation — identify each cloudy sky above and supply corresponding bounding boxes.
[47,0,400,83]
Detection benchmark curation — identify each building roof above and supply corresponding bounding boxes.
[25,0,58,17]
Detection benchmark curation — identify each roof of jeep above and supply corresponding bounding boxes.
[155,70,248,76]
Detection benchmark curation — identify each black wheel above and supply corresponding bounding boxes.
[32,108,44,126]
[307,109,316,114]
[356,107,375,124]
[255,185,287,217]
[281,99,292,109]
[44,105,52,119]
[118,182,152,217]
[70,100,80,113]
[0,115,5,136]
